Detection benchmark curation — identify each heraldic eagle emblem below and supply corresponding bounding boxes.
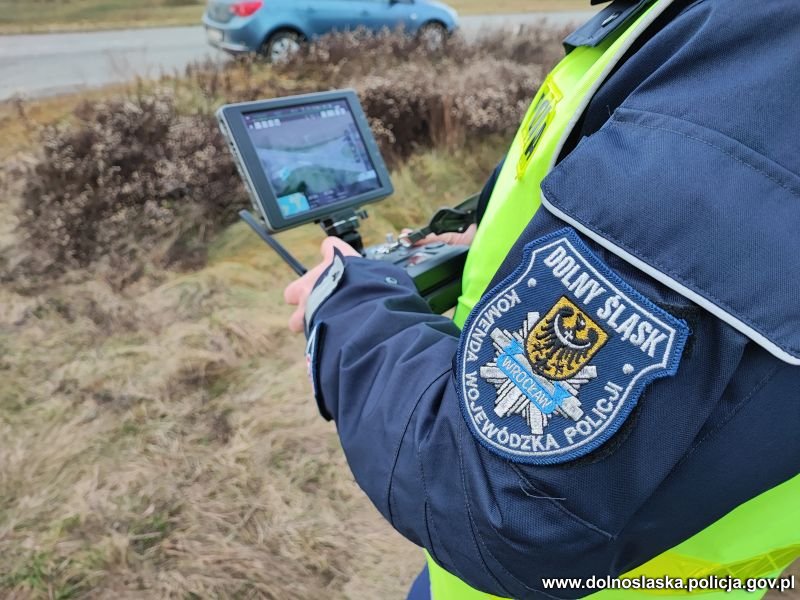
[527,297,608,380]
[479,297,608,435]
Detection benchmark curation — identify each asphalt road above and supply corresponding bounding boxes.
[0,11,593,101]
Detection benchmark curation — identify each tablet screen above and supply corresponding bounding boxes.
[242,100,382,218]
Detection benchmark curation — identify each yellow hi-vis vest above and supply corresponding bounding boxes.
[428,0,800,598]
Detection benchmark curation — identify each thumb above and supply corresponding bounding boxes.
[320,236,360,261]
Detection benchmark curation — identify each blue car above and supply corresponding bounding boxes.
[203,0,459,61]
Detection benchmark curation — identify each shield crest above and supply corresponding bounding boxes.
[456,229,689,464]
[526,296,608,381]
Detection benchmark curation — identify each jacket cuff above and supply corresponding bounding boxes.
[304,248,347,337]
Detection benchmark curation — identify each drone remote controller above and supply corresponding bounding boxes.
[365,241,469,314]
[218,90,475,313]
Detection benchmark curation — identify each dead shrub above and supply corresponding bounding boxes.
[356,58,540,160]
[15,95,248,285]
[277,25,565,81]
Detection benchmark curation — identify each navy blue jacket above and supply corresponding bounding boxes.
[304,1,800,597]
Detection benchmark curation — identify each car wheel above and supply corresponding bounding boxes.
[418,21,448,51]
[263,30,302,63]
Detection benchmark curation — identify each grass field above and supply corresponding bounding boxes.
[0,147,509,599]
[0,77,512,596]
[0,0,591,34]
[0,0,206,34]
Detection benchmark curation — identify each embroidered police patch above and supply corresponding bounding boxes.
[457,228,689,464]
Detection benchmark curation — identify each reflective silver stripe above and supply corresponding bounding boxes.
[305,254,346,332]
[541,192,800,366]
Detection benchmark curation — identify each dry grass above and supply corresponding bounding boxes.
[0,133,507,597]
[0,0,205,34]
[0,86,130,162]
[451,0,589,13]
[0,0,590,34]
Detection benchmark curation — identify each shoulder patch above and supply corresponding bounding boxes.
[457,228,689,465]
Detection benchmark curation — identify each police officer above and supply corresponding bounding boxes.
[284,0,800,598]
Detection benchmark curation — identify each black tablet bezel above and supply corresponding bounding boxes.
[217,90,393,233]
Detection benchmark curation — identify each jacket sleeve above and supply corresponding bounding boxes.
[307,242,703,600]
[307,235,799,600]
[307,256,532,595]
[305,1,800,597]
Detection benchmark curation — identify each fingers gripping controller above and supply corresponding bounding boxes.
[398,206,477,247]
[364,241,469,315]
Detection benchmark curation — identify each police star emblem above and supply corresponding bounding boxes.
[480,297,607,437]
[458,229,689,464]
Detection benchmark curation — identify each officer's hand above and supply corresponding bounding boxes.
[284,236,360,334]
[401,224,477,247]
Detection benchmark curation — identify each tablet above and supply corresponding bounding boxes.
[217,90,394,232]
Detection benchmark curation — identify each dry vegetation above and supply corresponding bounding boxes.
[0,0,590,34]
[0,28,560,598]
[2,26,797,600]
[0,0,206,34]
[8,28,562,290]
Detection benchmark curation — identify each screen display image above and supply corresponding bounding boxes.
[242,100,382,219]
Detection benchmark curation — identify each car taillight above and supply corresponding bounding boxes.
[230,1,262,17]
